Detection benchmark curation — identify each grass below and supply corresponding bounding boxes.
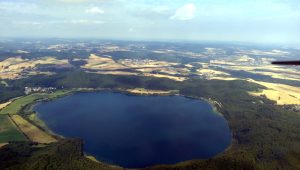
[0,94,45,115]
[10,115,56,144]
[0,115,27,143]
[0,90,71,144]
[0,101,11,110]
[0,90,71,115]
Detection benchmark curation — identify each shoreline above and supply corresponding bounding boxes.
[7,87,231,168]
[18,87,228,140]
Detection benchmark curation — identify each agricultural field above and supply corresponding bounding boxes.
[0,115,27,143]
[126,88,178,95]
[81,54,189,81]
[0,39,300,169]
[0,91,70,144]
[0,91,70,115]
[248,80,300,105]
[0,57,70,79]
[10,115,56,144]
[0,94,45,115]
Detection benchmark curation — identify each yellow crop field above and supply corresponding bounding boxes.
[248,80,300,105]
[10,115,57,144]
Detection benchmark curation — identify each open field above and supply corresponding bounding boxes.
[82,54,127,71]
[210,77,239,81]
[89,71,138,76]
[0,91,70,144]
[1,67,300,169]
[210,55,300,83]
[5,52,298,85]
[142,73,186,81]
[118,58,178,68]
[0,115,27,143]
[126,88,177,95]
[0,94,46,115]
[10,115,56,144]
[0,101,11,110]
[82,54,188,81]
[27,113,48,129]
[0,57,69,79]
[226,64,300,82]
[0,91,71,115]
[1,40,300,169]
[196,68,231,80]
[197,68,230,76]
[248,79,300,105]
[252,71,300,81]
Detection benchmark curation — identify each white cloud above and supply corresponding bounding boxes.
[70,19,104,24]
[170,3,197,21]
[85,7,104,14]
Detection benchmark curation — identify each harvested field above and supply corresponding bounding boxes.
[197,68,230,76]
[210,77,239,81]
[82,54,126,71]
[143,73,186,81]
[0,57,69,79]
[126,88,176,95]
[248,80,300,105]
[10,115,57,144]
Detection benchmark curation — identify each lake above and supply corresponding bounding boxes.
[35,92,231,168]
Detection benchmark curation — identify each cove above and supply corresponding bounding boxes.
[34,92,231,168]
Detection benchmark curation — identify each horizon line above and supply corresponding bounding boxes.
[0,36,298,47]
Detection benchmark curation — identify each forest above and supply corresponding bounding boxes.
[1,71,300,169]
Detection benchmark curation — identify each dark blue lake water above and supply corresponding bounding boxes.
[35,92,231,168]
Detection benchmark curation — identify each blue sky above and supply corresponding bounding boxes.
[0,0,299,45]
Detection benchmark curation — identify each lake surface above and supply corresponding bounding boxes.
[35,92,231,168]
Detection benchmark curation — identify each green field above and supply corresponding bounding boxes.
[0,90,71,143]
[0,90,71,115]
[1,72,300,169]
[0,115,27,143]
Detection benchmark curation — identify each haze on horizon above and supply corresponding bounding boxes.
[0,0,300,46]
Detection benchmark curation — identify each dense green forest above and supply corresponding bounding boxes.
[1,71,300,169]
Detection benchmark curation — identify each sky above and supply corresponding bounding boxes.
[0,0,300,45]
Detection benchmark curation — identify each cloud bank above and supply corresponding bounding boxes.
[170,3,197,20]
[85,7,104,14]
[0,0,299,45]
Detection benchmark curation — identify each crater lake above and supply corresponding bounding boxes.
[34,92,231,168]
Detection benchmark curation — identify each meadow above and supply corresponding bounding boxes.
[0,115,27,143]
[0,91,70,144]
[0,91,70,115]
